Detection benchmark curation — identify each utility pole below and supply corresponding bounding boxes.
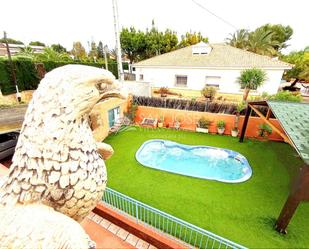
[112,0,124,81]
[3,31,21,102]
[104,45,109,71]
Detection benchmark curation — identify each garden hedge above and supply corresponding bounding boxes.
[0,58,127,95]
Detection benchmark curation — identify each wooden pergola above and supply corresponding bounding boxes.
[239,101,309,233]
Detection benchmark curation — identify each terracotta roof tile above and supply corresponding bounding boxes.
[134,43,292,69]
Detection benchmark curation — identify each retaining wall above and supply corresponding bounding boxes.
[135,106,285,141]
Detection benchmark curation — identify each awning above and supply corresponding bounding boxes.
[267,101,309,165]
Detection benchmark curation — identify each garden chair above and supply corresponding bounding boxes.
[109,117,131,134]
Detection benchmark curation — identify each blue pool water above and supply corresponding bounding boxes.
[136,139,252,183]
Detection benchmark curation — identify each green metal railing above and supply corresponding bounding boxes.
[103,187,247,249]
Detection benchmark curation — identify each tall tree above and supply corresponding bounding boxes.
[51,44,67,53]
[237,68,267,100]
[258,24,293,52]
[144,26,164,57]
[88,41,98,59]
[18,46,34,57]
[97,41,104,58]
[71,42,86,60]
[178,32,208,48]
[281,48,309,82]
[120,27,146,63]
[161,29,178,53]
[227,24,293,57]
[246,28,278,56]
[29,41,45,47]
[35,47,72,61]
[226,29,249,49]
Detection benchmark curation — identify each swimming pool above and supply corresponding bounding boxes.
[136,139,252,183]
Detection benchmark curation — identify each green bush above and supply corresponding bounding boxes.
[258,123,272,137]
[201,86,217,100]
[0,57,128,95]
[197,117,212,128]
[268,90,302,102]
[216,120,226,129]
[0,57,39,94]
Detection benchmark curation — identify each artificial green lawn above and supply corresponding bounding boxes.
[104,127,308,248]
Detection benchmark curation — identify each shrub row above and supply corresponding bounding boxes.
[133,96,270,117]
[0,58,127,95]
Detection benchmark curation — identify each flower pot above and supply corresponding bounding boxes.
[231,130,239,137]
[196,127,209,133]
[217,128,225,135]
[158,122,164,128]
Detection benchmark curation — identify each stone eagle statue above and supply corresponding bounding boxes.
[0,65,122,248]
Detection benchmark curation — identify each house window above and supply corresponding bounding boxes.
[139,74,144,81]
[205,76,221,89]
[175,75,188,87]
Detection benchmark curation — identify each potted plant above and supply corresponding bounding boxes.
[216,120,226,135]
[196,117,212,133]
[201,86,217,101]
[258,123,272,141]
[231,128,239,137]
[158,115,164,128]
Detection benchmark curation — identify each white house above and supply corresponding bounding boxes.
[132,42,292,95]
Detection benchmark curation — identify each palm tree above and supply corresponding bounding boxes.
[17,46,34,58]
[226,29,249,49]
[246,28,278,56]
[35,47,72,61]
[237,68,267,101]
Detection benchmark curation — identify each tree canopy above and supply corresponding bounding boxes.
[237,68,267,100]
[226,24,293,57]
[51,44,67,53]
[29,41,45,47]
[71,42,86,60]
[120,27,146,63]
[0,37,24,44]
[178,32,208,48]
[281,48,309,81]
[120,24,207,63]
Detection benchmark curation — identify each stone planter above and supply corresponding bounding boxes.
[196,127,209,133]
[231,129,239,137]
[158,122,164,128]
[217,128,225,135]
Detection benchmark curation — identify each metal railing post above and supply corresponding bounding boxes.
[135,201,139,223]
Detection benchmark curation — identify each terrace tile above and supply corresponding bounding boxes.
[108,223,121,234]
[117,228,130,240]
[136,239,150,249]
[126,233,139,247]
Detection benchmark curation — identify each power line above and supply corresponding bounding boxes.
[191,0,238,30]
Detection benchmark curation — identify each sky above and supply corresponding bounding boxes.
[1,0,308,54]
